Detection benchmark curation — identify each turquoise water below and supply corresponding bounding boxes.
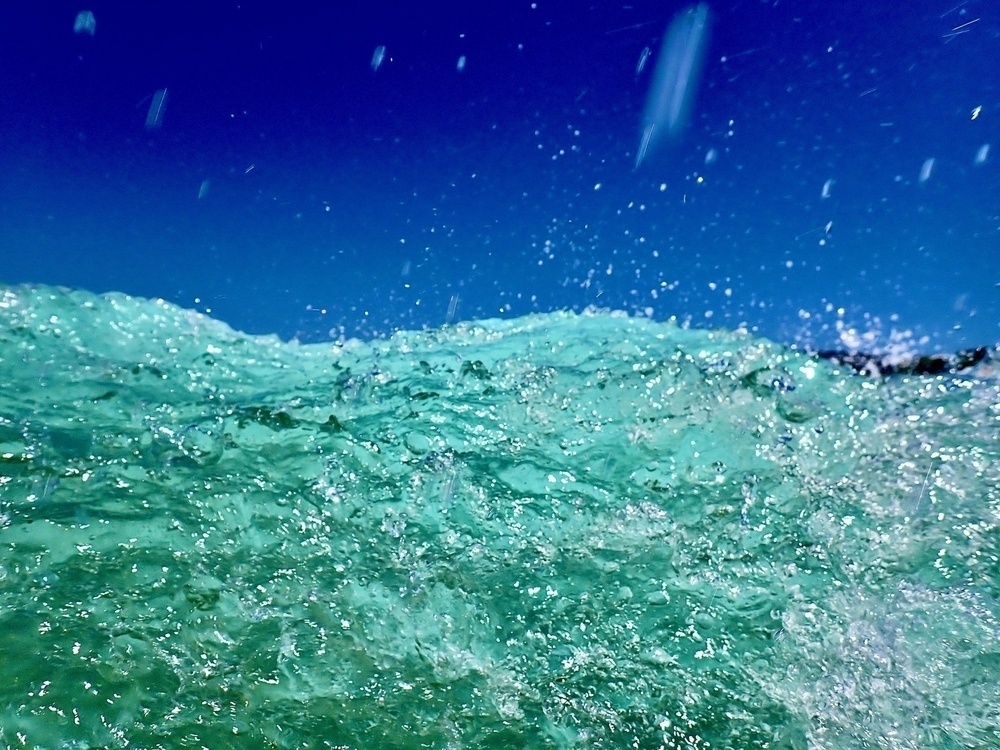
[1,285,998,749]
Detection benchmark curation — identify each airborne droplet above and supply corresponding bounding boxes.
[635,3,711,168]
[73,10,96,36]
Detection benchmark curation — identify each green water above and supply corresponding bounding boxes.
[1,285,998,749]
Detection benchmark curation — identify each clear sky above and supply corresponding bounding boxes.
[1,0,997,351]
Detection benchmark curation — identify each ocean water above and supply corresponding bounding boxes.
[1,284,998,749]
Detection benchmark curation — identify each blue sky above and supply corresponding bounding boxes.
[1,0,997,350]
